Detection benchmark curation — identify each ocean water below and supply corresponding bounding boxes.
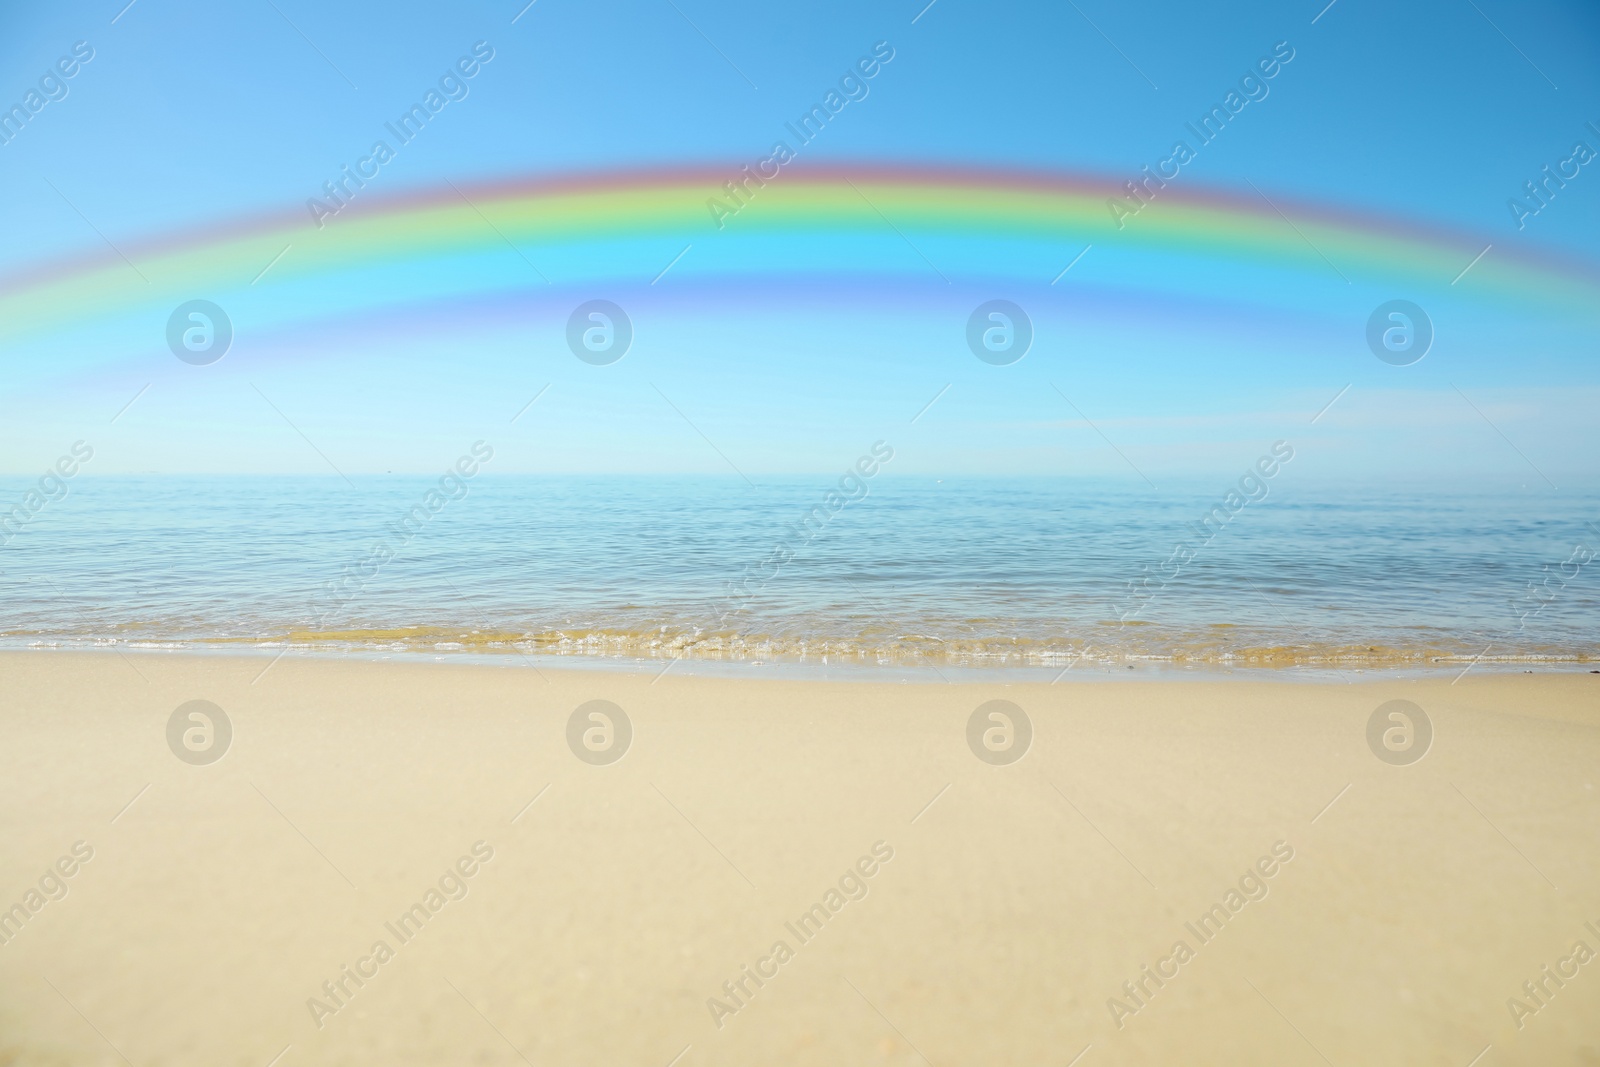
[1,475,1597,672]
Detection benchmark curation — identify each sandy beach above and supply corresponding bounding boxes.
[6,0,1599,1062]
[0,651,1595,1066]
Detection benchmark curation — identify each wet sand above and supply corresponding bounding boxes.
[1,651,1597,1066]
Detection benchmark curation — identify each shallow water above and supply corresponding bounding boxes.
[1,475,1596,668]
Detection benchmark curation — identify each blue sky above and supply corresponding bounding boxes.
[1,0,1597,481]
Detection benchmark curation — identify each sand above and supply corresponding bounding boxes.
[1,651,1597,1067]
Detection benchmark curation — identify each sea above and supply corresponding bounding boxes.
[1,475,1597,679]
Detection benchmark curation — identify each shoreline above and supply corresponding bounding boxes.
[4,640,1600,685]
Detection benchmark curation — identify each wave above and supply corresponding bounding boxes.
[6,623,1595,670]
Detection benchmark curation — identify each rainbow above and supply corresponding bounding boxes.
[3,166,1595,358]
